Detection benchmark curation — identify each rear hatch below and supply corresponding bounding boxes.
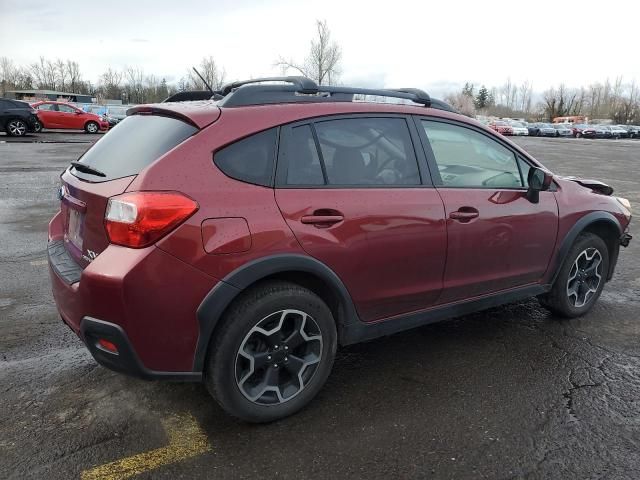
[59,110,212,268]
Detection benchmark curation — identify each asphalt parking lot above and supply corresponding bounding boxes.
[1,133,639,479]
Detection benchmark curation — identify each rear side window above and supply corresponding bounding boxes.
[72,115,197,182]
[282,117,421,187]
[284,125,324,185]
[214,128,277,187]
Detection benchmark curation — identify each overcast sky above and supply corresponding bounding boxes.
[2,0,639,97]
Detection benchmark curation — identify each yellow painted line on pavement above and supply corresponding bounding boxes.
[29,259,48,266]
[81,413,211,480]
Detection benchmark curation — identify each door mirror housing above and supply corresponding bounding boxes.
[526,167,553,203]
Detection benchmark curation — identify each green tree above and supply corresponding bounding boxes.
[475,85,489,109]
[462,82,474,98]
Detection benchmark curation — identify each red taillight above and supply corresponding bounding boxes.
[105,191,198,248]
[97,338,118,354]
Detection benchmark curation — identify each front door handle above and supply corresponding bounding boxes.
[449,207,479,222]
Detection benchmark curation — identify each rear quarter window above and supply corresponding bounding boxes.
[213,128,277,187]
[71,115,197,182]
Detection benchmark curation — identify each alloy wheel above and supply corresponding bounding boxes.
[566,248,602,308]
[235,309,323,405]
[8,120,26,136]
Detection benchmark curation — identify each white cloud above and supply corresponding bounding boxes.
[1,0,638,96]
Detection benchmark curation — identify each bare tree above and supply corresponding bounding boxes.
[124,66,145,103]
[276,19,342,85]
[65,60,82,93]
[517,81,533,114]
[30,56,58,90]
[99,67,123,100]
[54,59,68,91]
[186,56,226,91]
[1,57,20,94]
[445,92,476,117]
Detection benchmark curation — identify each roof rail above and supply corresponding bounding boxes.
[165,75,457,113]
[163,90,223,102]
[220,76,319,96]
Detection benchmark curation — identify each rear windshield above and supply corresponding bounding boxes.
[71,115,197,182]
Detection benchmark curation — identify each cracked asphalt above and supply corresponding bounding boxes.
[1,132,639,479]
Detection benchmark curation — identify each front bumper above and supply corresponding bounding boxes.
[621,230,632,247]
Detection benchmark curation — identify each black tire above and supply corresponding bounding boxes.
[33,120,43,133]
[576,132,582,138]
[84,121,99,134]
[205,280,337,423]
[6,118,28,137]
[539,233,609,318]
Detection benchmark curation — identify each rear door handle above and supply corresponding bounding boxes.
[301,215,344,225]
[449,208,479,222]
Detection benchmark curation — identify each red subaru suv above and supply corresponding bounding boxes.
[48,77,632,422]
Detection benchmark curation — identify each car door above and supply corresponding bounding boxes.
[275,115,447,322]
[416,118,558,304]
[36,103,59,127]
[57,103,83,129]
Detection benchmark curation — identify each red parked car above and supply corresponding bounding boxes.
[32,101,109,133]
[48,77,632,422]
[488,120,514,135]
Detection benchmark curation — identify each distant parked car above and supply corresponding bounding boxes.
[534,123,557,137]
[574,125,597,139]
[508,121,529,136]
[32,101,109,133]
[0,98,39,136]
[488,120,514,135]
[105,106,129,126]
[595,126,614,139]
[622,125,640,138]
[552,124,573,137]
[609,125,628,139]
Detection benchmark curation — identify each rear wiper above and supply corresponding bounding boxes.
[70,161,106,177]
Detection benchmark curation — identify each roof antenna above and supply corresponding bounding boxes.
[192,67,215,97]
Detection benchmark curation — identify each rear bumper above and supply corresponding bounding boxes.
[80,317,201,381]
[48,213,217,373]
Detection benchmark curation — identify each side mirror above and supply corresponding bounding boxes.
[526,167,553,204]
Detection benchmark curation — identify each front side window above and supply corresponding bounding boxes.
[214,128,277,187]
[422,120,523,189]
[58,104,76,113]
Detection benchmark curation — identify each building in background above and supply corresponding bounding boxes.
[5,89,94,103]
[4,89,124,106]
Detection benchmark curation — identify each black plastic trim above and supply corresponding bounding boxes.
[80,317,202,381]
[548,211,623,284]
[193,254,359,372]
[341,284,548,345]
[192,254,555,371]
[48,240,82,285]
